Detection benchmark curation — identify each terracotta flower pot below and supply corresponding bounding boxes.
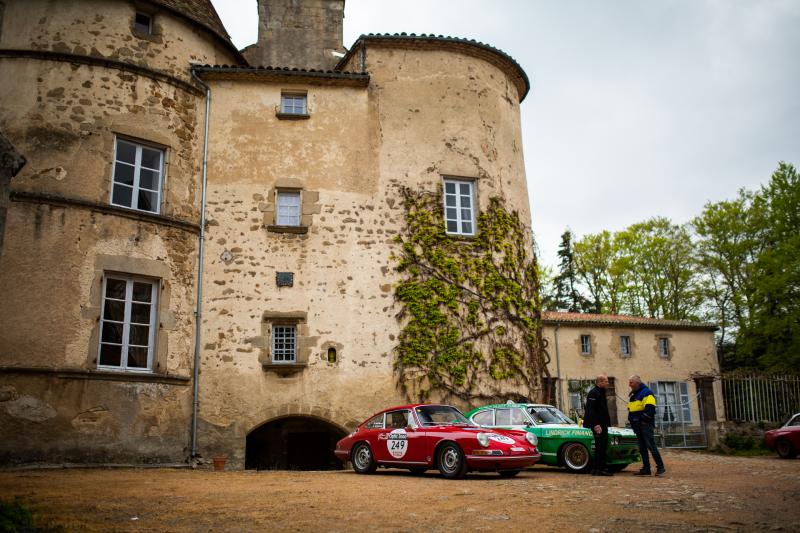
[212,455,227,471]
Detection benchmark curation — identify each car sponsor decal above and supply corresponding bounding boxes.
[387,428,408,459]
[543,429,592,438]
[487,433,515,445]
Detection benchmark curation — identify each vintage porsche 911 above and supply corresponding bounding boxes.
[465,402,640,473]
[334,404,541,479]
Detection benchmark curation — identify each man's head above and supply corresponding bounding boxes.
[628,374,642,390]
[596,374,609,389]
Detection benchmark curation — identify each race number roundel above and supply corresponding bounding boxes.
[387,428,408,459]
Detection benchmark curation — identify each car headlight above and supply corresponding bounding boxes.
[477,432,490,447]
[612,436,620,446]
[525,432,538,446]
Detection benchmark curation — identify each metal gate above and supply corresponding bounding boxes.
[651,389,708,449]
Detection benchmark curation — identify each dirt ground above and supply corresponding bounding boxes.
[1,450,798,532]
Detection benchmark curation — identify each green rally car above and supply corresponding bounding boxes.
[465,402,640,473]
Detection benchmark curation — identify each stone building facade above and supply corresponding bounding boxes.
[542,312,724,442]
[0,0,534,468]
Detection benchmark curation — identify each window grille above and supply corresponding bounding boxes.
[272,325,297,363]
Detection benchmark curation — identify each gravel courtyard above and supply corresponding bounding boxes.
[1,451,798,532]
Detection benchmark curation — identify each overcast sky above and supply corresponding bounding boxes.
[212,0,800,267]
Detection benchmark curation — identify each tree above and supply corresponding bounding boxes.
[573,230,627,314]
[552,230,591,312]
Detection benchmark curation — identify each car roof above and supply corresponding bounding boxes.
[469,403,556,411]
[359,403,462,425]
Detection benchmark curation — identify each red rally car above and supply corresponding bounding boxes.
[335,403,541,479]
[765,412,800,459]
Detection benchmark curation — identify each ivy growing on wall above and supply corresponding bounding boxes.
[393,186,550,402]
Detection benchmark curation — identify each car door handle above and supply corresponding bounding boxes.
[378,433,388,440]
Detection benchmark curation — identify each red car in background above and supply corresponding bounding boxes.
[765,412,800,459]
[334,404,540,479]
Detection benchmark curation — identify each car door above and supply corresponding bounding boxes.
[359,412,385,456]
[373,409,426,464]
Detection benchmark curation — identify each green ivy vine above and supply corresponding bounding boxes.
[393,186,550,402]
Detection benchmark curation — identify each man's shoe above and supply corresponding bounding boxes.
[655,467,666,476]
[633,469,651,476]
[598,470,613,476]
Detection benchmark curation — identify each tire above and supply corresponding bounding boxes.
[775,438,798,459]
[560,442,591,473]
[498,469,521,478]
[351,442,377,474]
[607,463,629,473]
[408,467,427,475]
[437,442,468,479]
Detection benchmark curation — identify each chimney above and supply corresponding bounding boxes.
[249,0,346,70]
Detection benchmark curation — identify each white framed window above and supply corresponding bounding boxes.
[272,325,297,363]
[580,334,592,355]
[649,381,691,423]
[280,93,307,115]
[658,337,670,358]
[276,190,301,226]
[443,178,475,236]
[98,275,158,372]
[620,335,632,357]
[111,137,164,214]
[134,12,153,34]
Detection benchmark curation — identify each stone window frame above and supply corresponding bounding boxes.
[655,333,673,359]
[252,311,314,374]
[130,3,163,43]
[86,255,176,376]
[276,91,310,120]
[261,180,321,234]
[111,135,168,215]
[442,176,477,237]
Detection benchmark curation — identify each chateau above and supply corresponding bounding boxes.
[0,0,537,469]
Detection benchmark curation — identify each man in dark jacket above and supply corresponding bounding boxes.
[628,375,665,476]
[583,374,612,476]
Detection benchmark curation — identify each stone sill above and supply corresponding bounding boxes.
[275,112,310,120]
[0,366,191,385]
[266,224,309,234]
[261,363,307,376]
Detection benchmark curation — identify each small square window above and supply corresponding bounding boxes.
[112,138,164,214]
[280,94,307,115]
[276,190,301,226]
[580,334,592,355]
[620,335,632,357]
[443,178,475,236]
[272,325,297,363]
[658,337,670,358]
[134,12,152,34]
[98,275,158,372]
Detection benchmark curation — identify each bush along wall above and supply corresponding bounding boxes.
[392,186,550,403]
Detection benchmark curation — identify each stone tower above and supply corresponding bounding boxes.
[245,0,346,70]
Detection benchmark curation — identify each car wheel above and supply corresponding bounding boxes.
[775,438,798,459]
[607,463,629,472]
[437,442,467,479]
[498,469,521,478]
[408,467,427,475]
[351,442,377,474]
[560,442,591,473]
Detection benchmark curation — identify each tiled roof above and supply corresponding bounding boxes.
[192,65,370,85]
[336,33,530,101]
[542,311,718,331]
[151,0,244,62]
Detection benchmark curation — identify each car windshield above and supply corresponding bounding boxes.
[527,406,575,425]
[415,405,471,426]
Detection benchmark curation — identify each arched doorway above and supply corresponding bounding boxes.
[245,416,347,470]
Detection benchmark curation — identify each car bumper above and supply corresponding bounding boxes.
[334,449,349,461]
[465,453,540,471]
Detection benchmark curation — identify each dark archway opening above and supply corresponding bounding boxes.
[245,416,347,470]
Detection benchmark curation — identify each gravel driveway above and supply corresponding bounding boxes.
[1,450,798,532]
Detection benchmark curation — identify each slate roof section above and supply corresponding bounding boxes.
[151,0,245,63]
[542,311,718,331]
[192,65,369,86]
[336,33,531,102]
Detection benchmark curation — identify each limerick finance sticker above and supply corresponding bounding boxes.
[487,433,515,445]
[387,428,408,458]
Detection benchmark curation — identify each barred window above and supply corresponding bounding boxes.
[272,325,297,363]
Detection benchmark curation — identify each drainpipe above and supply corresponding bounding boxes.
[554,323,562,410]
[189,67,210,459]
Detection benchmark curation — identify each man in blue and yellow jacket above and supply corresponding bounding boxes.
[628,375,665,476]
